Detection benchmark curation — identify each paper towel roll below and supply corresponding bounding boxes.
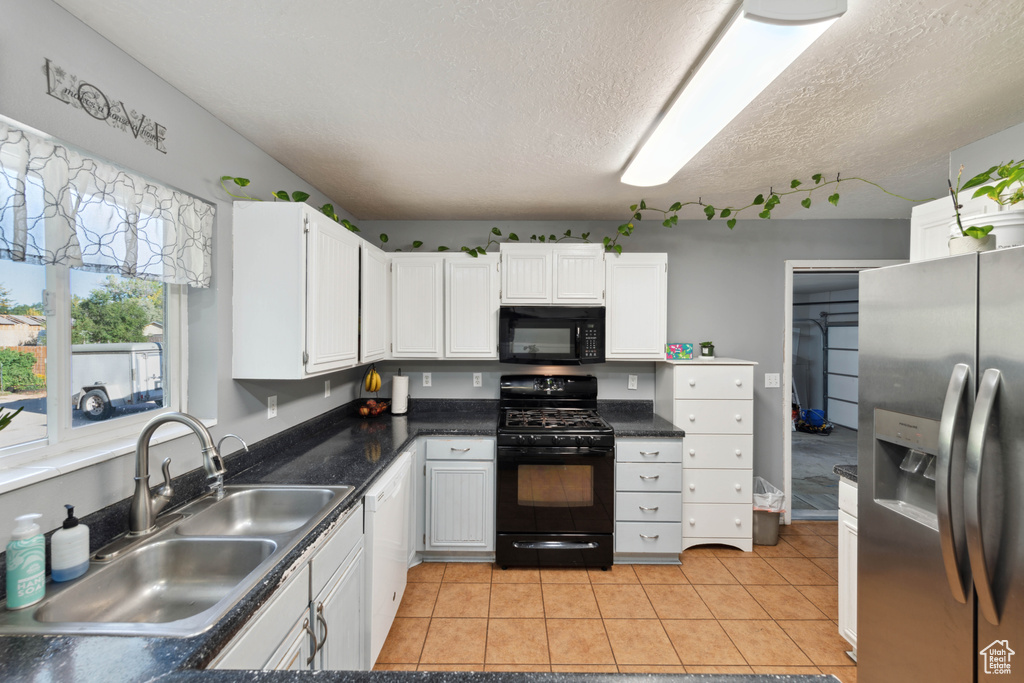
[391,375,409,415]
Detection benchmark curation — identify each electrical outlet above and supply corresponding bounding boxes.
[422,372,432,387]
[627,374,638,390]
[473,372,482,387]
[324,380,331,398]
[765,373,780,388]
[267,395,277,418]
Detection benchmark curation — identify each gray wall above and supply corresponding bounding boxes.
[950,121,1024,180]
[365,219,909,487]
[0,0,365,543]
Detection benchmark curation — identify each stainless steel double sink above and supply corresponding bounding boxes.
[0,485,355,637]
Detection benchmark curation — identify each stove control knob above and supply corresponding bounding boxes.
[529,434,541,446]
[582,435,593,447]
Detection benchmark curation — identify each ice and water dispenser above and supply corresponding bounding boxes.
[873,408,942,528]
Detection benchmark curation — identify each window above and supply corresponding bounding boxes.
[0,117,211,466]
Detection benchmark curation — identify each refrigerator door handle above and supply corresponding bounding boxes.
[937,363,971,604]
[965,367,1002,626]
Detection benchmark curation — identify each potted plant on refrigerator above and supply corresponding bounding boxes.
[947,160,1024,255]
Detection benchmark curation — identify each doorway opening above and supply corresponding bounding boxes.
[782,260,903,524]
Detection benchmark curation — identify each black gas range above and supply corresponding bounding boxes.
[495,375,615,569]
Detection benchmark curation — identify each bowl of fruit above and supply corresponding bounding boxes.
[354,365,389,418]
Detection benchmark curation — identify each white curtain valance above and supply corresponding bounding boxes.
[0,120,213,287]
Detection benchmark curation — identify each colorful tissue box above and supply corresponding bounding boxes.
[665,343,693,360]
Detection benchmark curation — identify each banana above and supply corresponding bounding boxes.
[364,365,378,393]
[372,370,381,393]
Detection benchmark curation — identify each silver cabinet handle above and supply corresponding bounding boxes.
[638,505,660,512]
[639,533,660,539]
[316,602,329,655]
[639,474,660,480]
[303,618,318,666]
[450,447,471,452]
[937,363,971,604]
[966,368,1002,626]
[639,451,660,456]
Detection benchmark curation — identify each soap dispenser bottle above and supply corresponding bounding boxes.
[6,513,45,609]
[51,504,89,582]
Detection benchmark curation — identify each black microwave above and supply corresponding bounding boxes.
[498,306,605,365]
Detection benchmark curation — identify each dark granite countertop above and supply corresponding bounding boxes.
[0,399,839,683]
[833,464,858,483]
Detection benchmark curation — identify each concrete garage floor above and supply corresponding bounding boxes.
[792,425,858,518]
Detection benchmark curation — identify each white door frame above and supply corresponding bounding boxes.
[782,259,904,524]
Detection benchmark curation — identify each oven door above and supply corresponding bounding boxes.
[496,446,614,534]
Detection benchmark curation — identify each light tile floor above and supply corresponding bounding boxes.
[375,521,857,681]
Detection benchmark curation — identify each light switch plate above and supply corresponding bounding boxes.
[324,380,330,398]
[423,373,432,387]
[627,374,638,390]
[765,373,780,388]
[267,395,278,418]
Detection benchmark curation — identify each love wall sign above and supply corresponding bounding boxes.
[43,58,168,153]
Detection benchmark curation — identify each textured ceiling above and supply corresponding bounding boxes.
[53,0,1024,222]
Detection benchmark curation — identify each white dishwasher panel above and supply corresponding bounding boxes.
[365,452,412,668]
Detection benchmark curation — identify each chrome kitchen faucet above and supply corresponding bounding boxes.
[129,412,226,536]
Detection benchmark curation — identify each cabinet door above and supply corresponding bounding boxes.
[360,242,389,363]
[305,210,361,373]
[211,564,311,670]
[605,253,666,359]
[446,255,499,358]
[268,616,315,671]
[391,256,444,358]
[552,245,605,304]
[315,545,366,671]
[501,246,551,304]
[838,509,858,650]
[426,460,495,551]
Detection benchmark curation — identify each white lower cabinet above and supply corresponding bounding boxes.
[423,438,495,554]
[210,503,365,672]
[838,477,858,653]
[656,359,757,552]
[614,438,683,561]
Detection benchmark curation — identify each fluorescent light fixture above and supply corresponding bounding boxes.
[621,0,846,187]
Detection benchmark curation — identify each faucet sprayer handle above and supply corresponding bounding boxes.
[155,458,174,509]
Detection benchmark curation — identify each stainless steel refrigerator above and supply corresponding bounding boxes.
[858,247,1024,682]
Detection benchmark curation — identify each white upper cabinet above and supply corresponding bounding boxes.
[500,244,552,304]
[910,190,990,262]
[552,245,605,304]
[391,254,444,358]
[233,202,361,379]
[445,254,499,359]
[605,253,667,360]
[360,242,389,363]
[500,244,605,305]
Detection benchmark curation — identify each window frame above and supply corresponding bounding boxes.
[0,262,187,469]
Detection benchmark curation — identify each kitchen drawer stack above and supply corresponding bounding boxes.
[614,438,683,562]
[656,358,757,552]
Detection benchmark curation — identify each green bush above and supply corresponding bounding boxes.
[0,348,45,392]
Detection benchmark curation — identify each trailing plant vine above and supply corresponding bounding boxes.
[222,173,933,257]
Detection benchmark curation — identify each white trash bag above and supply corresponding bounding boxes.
[753,476,785,512]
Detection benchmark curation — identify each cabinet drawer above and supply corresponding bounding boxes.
[616,463,682,492]
[674,400,753,434]
[425,438,495,460]
[673,365,754,399]
[839,478,858,517]
[682,469,752,504]
[615,492,682,522]
[616,438,683,463]
[311,503,363,597]
[616,522,682,554]
[682,503,752,539]
[683,434,753,469]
